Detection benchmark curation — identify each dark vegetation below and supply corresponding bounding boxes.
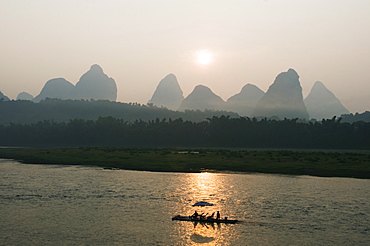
[0,147,369,179]
[341,111,370,123]
[0,98,238,125]
[0,114,369,149]
[1,99,369,178]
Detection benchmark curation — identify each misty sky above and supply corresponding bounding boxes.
[1,0,369,113]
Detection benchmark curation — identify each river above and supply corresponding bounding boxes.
[0,159,369,245]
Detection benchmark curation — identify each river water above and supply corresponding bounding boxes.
[0,159,369,245]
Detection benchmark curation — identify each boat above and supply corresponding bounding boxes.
[192,201,213,207]
[172,215,238,224]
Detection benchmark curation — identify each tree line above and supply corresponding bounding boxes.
[0,98,238,125]
[341,111,370,123]
[0,115,369,149]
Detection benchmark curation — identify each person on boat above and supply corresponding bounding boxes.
[191,211,199,219]
[216,211,220,220]
[200,213,208,220]
[207,212,215,220]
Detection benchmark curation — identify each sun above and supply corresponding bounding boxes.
[195,49,213,66]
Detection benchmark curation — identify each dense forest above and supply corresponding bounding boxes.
[1,98,369,149]
[0,115,369,149]
[341,111,370,123]
[1,98,369,124]
[0,98,238,125]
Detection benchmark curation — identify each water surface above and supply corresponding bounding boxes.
[0,159,369,245]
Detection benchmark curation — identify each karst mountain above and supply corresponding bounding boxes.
[226,83,265,116]
[178,85,225,111]
[304,81,349,119]
[148,74,184,110]
[73,64,117,101]
[0,91,10,101]
[16,92,34,101]
[33,78,75,102]
[253,68,309,119]
[33,64,117,102]
[6,66,354,120]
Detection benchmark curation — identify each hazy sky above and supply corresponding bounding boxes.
[1,0,369,113]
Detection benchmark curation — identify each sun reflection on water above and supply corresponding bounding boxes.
[188,172,224,205]
[194,172,217,198]
[172,172,238,245]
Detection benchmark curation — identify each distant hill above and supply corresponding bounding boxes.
[33,64,117,102]
[148,74,184,110]
[0,91,10,101]
[0,98,238,125]
[12,67,367,119]
[304,81,349,120]
[253,69,309,119]
[341,111,370,123]
[226,84,265,116]
[16,92,34,101]
[33,78,74,102]
[73,64,117,101]
[178,85,225,111]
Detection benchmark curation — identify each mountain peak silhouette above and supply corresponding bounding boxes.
[33,78,74,102]
[74,64,117,101]
[33,65,117,102]
[178,85,225,111]
[253,69,309,119]
[16,92,34,101]
[148,73,184,110]
[226,83,265,116]
[90,64,104,73]
[0,91,10,101]
[305,81,349,119]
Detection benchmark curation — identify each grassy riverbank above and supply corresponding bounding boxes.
[0,147,369,179]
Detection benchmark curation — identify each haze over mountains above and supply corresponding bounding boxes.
[147,74,184,111]
[16,92,34,101]
[2,65,353,120]
[33,78,74,102]
[225,84,265,116]
[155,68,349,120]
[33,64,117,102]
[0,91,10,101]
[304,81,350,119]
[253,69,309,119]
[178,85,225,111]
[74,64,117,101]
